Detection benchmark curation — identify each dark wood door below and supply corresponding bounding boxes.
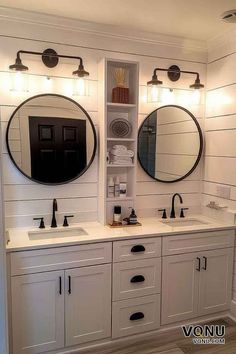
[29,116,87,183]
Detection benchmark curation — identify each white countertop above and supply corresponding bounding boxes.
[6,215,236,252]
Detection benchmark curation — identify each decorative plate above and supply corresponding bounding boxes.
[110,118,132,138]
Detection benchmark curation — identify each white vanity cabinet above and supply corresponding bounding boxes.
[65,265,111,346]
[112,237,161,338]
[10,243,112,354]
[11,271,65,354]
[162,231,234,325]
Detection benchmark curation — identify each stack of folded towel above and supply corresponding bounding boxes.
[109,145,134,165]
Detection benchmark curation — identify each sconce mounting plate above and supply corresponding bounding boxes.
[42,48,59,68]
[167,65,181,82]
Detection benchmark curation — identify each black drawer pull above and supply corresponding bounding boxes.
[59,276,62,295]
[202,256,207,270]
[68,275,71,294]
[196,257,201,271]
[130,312,145,321]
[131,245,146,253]
[130,275,145,283]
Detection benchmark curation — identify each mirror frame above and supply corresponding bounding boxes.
[138,104,203,183]
[6,93,97,185]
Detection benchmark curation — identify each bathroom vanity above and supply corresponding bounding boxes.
[6,217,235,354]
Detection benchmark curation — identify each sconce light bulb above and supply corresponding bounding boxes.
[9,71,29,92]
[147,85,159,103]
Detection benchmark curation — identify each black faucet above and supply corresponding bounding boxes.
[170,193,183,218]
[51,199,58,228]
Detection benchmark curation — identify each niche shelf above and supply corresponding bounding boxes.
[98,58,139,225]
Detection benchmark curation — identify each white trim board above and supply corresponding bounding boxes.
[0,7,207,63]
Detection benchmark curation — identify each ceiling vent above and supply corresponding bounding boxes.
[221,9,236,23]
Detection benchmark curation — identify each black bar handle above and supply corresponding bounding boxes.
[130,275,145,283]
[131,245,146,253]
[59,276,62,295]
[202,256,207,270]
[196,257,201,271]
[68,276,71,294]
[130,312,145,321]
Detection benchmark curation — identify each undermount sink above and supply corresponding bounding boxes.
[161,218,210,228]
[28,227,88,240]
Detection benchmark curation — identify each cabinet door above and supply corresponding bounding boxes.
[198,248,233,316]
[11,271,64,354]
[162,253,200,325]
[65,264,111,346]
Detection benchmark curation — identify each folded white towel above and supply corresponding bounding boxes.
[112,145,127,152]
[110,149,134,157]
[111,155,132,162]
[110,160,132,165]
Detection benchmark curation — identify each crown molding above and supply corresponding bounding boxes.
[0,6,207,52]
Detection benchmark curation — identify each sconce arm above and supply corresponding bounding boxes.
[16,50,84,67]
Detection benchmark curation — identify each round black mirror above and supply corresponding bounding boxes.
[138,105,203,183]
[6,94,97,185]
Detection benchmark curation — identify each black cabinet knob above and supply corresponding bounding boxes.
[130,312,145,321]
[131,245,145,253]
[63,215,74,227]
[130,275,145,283]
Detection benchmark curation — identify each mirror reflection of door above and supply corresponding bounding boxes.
[29,117,86,183]
[6,94,97,185]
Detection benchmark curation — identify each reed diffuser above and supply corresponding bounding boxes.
[112,68,129,104]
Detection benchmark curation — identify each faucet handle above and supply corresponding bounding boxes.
[158,209,167,219]
[33,217,45,229]
[180,208,189,218]
[63,215,74,227]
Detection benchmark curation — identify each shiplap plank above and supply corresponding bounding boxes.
[4,183,97,201]
[137,180,200,196]
[207,52,236,90]
[137,164,202,182]
[206,85,236,118]
[205,115,236,131]
[205,130,236,157]
[5,197,97,216]
[204,156,236,186]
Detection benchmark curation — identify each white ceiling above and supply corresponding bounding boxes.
[0,0,236,41]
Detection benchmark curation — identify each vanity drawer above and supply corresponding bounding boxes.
[113,237,161,262]
[112,294,160,338]
[10,242,112,275]
[162,230,235,256]
[113,258,161,300]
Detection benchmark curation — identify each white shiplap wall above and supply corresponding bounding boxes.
[206,32,236,307]
[0,9,207,228]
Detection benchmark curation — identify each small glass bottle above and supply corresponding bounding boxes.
[113,205,122,224]
[108,176,115,198]
[114,176,120,197]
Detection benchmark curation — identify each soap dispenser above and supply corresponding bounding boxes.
[128,208,138,225]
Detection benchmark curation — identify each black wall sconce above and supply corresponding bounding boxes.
[147,65,204,89]
[9,48,89,77]
[147,65,204,104]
